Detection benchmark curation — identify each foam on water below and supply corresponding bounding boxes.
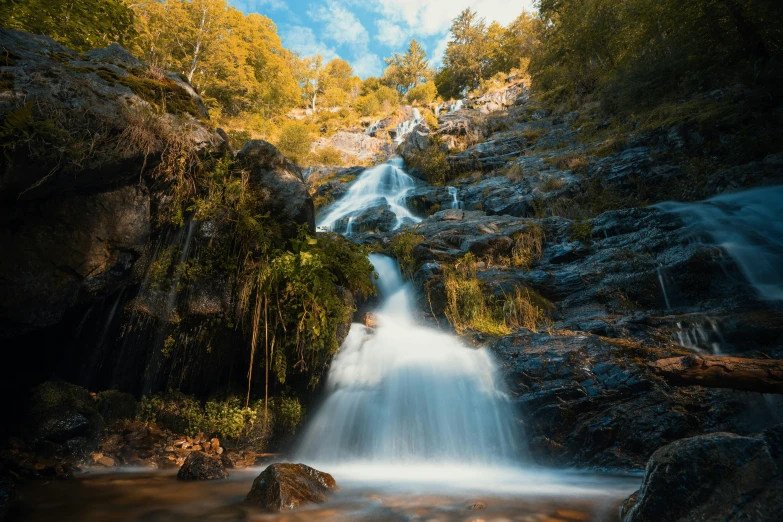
[317,158,420,232]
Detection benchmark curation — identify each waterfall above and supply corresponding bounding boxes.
[298,161,525,482]
[448,186,462,210]
[317,158,421,232]
[657,186,783,301]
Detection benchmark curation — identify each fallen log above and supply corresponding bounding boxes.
[648,354,783,394]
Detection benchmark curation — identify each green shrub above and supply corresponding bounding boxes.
[97,390,138,423]
[407,81,437,105]
[405,143,450,185]
[310,146,345,166]
[389,229,424,279]
[503,287,554,333]
[275,121,315,165]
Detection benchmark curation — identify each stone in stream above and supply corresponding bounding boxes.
[245,463,337,511]
[176,452,228,480]
[621,427,783,522]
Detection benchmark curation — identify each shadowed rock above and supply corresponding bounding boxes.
[621,428,782,521]
[245,463,337,511]
[177,452,228,481]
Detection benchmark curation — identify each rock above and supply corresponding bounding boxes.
[245,463,337,511]
[622,428,782,522]
[176,452,228,481]
[237,140,315,234]
[468,501,486,511]
[26,381,103,444]
[312,131,392,163]
[0,28,222,338]
[398,122,431,162]
[363,313,378,328]
[210,438,220,451]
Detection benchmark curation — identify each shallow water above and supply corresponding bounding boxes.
[17,467,640,522]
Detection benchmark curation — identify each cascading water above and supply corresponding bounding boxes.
[317,158,421,232]
[448,186,462,209]
[657,186,783,301]
[296,254,523,466]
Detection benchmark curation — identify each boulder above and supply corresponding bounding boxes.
[245,463,337,511]
[177,452,228,481]
[622,428,782,522]
[237,141,315,234]
[26,381,103,444]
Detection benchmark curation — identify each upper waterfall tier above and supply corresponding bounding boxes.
[317,158,421,234]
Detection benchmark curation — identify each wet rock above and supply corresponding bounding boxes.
[26,381,103,444]
[237,140,315,234]
[364,313,378,328]
[491,331,771,470]
[622,428,783,522]
[177,452,228,481]
[245,463,337,511]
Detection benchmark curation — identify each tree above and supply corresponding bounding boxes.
[295,54,327,112]
[0,0,135,52]
[437,9,489,98]
[382,39,432,95]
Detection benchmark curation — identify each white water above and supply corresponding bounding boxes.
[657,186,783,301]
[317,158,421,232]
[297,254,523,469]
[448,186,462,209]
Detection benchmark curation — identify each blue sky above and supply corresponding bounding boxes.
[228,1,535,78]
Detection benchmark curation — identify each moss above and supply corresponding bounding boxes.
[0,71,14,91]
[50,51,77,64]
[570,219,593,243]
[66,65,97,74]
[1,47,20,67]
[94,67,201,119]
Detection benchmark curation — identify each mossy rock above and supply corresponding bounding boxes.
[96,390,138,423]
[26,381,103,443]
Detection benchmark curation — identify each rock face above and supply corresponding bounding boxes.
[177,452,228,480]
[0,185,149,336]
[245,463,337,511]
[237,140,315,234]
[312,131,392,163]
[0,29,222,338]
[621,428,783,522]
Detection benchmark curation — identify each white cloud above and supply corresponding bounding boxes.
[351,52,384,78]
[374,0,535,36]
[375,20,408,48]
[430,34,450,69]
[281,25,339,60]
[308,1,370,47]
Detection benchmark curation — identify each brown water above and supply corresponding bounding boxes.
[16,467,640,522]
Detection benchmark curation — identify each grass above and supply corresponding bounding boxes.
[503,287,554,333]
[443,254,510,337]
[545,151,590,173]
[389,228,424,279]
[541,176,565,192]
[508,225,545,268]
[570,219,593,243]
[404,142,450,185]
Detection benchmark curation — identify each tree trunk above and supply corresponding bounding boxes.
[187,5,208,84]
[648,354,783,394]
